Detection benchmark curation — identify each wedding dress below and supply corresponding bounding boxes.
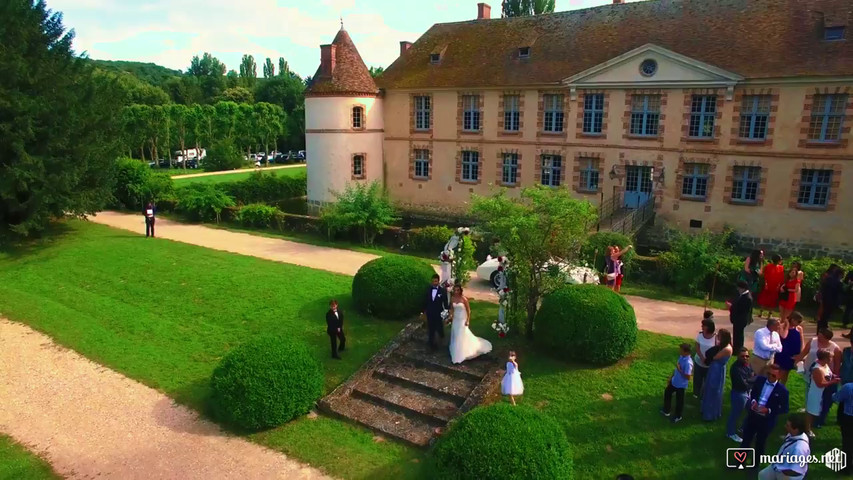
[449,301,492,364]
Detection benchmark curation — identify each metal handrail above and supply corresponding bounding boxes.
[610,197,655,236]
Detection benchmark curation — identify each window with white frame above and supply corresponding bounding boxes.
[352,154,365,178]
[352,106,364,129]
[502,153,518,185]
[463,95,481,131]
[461,151,479,182]
[503,95,520,132]
[540,155,562,187]
[414,95,431,131]
[543,94,564,133]
[414,149,429,179]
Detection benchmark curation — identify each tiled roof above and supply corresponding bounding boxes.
[307,29,379,96]
[377,0,853,90]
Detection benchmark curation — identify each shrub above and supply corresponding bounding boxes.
[204,140,243,172]
[433,403,573,480]
[409,225,455,253]
[658,229,734,295]
[352,256,435,319]
[581,232,634,271]
[238,203,281,228]
[113,157,175,210]
[321,181,398,245]
[535,284,638,365]
[221,171,307,204]
[209,336,323,431]
[176,183,235,222]
[453,234,477,286]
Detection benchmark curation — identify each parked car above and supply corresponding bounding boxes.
[476,255,600,288]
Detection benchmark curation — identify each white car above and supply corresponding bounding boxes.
[476,256,600,288]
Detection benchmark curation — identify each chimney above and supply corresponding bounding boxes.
[400,41,412,56]
[320,44,336,76]
[613,0,625,4]
[477,3,491,20]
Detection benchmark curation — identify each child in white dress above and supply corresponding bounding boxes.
[501,351,524,405]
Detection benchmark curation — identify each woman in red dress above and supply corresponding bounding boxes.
[778,267,800,323]
[757,254,785,319]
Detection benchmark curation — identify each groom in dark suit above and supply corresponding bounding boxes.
[740,363,789,457]
[325,299,346,359]
[423,274,449,351]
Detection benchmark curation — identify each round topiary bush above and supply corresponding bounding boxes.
[352,256,436,319]
[209,336,324,431]
[433,403,573,480]
[535,284,638,365]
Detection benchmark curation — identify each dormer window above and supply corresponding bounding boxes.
[518,47,530,58]
[825,26,846,41]
[430,53,441,64]
[352,106,364,129]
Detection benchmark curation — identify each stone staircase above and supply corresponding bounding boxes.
[318,322,502,447]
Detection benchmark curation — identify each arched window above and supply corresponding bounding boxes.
[352,106,364,129]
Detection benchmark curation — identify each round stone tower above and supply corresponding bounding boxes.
[305,27,383,213]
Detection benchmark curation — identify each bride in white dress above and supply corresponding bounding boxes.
[448,284,492,364]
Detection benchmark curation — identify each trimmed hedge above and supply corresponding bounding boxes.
[209,336,323,431]
[433,403,573,480]
[220,171,307,205]
[581,232,634,271]
[535,284,638,365]
[408,225,455,253]
[238,203,281,228]
[352,256,436,319]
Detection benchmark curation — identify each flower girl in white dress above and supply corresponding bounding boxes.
[501,351,524,405]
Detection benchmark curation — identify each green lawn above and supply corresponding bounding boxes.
[0,434,57,480]
[0,221,842,479]
[172,166,306,186]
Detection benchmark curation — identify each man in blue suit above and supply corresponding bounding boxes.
[741,363,789,457]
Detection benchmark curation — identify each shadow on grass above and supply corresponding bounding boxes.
[0,222,74,259]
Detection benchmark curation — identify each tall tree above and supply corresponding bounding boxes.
[368,66,384,77]
[220,86,254,104]
[168,105,190,168]
[239,54,257,88]
[278,57,290,76]
[470,186,597,338]
[187,53,226,103]
[225,69,239,89]
[0,0,123,238]
[501,0,555,17]
[263,57,275,78]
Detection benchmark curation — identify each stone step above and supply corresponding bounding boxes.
[352,375,460,423]
[374,357,479,402]
[324,394,437,447]
[394,339,497,380]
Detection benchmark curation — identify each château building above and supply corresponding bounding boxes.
[306,0,853,259]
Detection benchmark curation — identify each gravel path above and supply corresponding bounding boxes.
[0,320,332,480]
[170,164,304,179]
[88,211,761,342]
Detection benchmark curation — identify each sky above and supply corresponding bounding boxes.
[47,0,644,78]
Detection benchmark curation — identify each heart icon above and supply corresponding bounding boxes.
[734,451,747,464]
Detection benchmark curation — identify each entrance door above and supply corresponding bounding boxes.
[624,166,653,209]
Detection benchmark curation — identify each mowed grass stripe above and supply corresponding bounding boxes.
[172,166,306,186]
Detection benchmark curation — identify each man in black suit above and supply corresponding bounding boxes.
[730,280,753,352]
[423,274,449,351]
[740,363,789,457]
[325,299,345,359]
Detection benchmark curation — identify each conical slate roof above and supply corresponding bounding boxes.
[306,29,379,96]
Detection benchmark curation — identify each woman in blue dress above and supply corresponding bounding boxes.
[776,313,804,385]
[701,329,733,421]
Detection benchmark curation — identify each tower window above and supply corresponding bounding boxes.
[352,106,364,129]
[518,47,530,58]
[430,53,440,64]
[352,154,365,179]
[825,26,846,41]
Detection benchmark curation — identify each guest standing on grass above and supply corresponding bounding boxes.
[795,328,841,427]
[701,329,732,421]
[740,250,764,296]
[757,414,810,480]
[693,312,716,399]
[804,349,840,438]
[777,268,799,325]
[731,280,754,352]
[756,255,784,319]
[740,363,789,457]
[752,319,783,376]
[143,202,155,238]
[661,343,693,423]
[325,299,346,360]
[776,313,804,385]
[727,348,756,442]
